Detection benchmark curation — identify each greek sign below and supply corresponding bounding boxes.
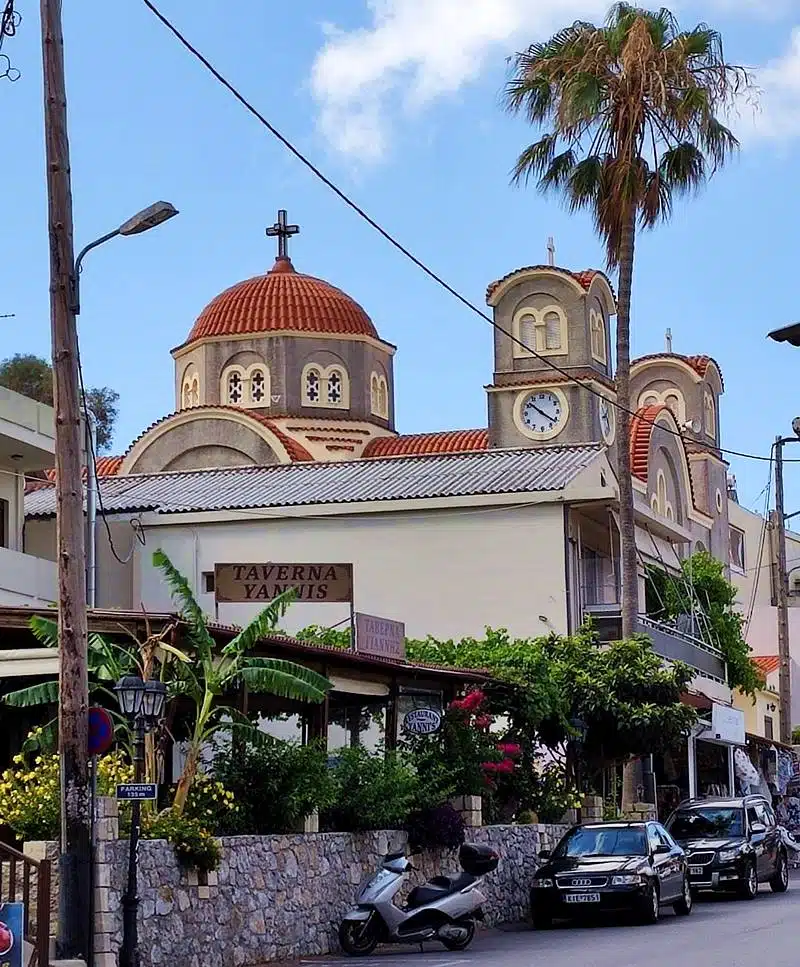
[116,783,158,801]
[402,708,442,735]
[0,902,22,967]
[355,613,406,660]
[214,563,353,604]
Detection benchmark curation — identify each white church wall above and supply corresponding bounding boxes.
[133,501,569,642]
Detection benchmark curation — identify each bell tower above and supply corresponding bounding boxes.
[484,254,617,452]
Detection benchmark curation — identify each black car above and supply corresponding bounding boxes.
[665,796,789,899]
[530,821,692,927]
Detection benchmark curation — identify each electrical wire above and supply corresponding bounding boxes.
[141,0,800,468]
[744,449,774,639]
[76,350,146,565]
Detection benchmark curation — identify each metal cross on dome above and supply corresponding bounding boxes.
[266,209,300,259]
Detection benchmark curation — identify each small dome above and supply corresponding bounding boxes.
[184,256,379,345]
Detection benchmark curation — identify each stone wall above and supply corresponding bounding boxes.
[84,803,566,967]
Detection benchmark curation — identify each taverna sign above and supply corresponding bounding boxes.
[402,708,442,736]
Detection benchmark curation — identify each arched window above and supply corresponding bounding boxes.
[370,372,389,418]
[303,365,322,404]
[704,391,715,437]
[663,392,685,424]
[248,366,268,405]
[181,367,200,409]
[225,367,245,404]
[590,309,606,363]
[639,392,661,408]
[302,363,350,409]
[652,469,674,519]
[512,305,568,358]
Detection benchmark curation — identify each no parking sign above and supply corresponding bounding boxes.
[0,902,23,967]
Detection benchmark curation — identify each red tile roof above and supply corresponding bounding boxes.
[632,352,724,390]
[41,455,124,485]
[486,265,615,302]
[183,257,379,345]
[629,404,668,482]
[754,655,780,676]
[363,429,489,458]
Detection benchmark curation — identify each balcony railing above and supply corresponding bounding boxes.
[583,603,727,684]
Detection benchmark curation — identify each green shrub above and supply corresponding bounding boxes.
[212,737,335,835]
[323,746,417,832]
[144,808,221,872]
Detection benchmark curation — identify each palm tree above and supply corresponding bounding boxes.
[153,549,332,812]
[504,3,750,638]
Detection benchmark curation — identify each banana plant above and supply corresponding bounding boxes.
[153,549,332,812]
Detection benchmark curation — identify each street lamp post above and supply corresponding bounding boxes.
[70,201,178,609]
[115,676,168,967]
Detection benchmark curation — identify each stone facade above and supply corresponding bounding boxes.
[37,800,568,967]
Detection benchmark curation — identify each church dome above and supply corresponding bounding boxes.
[184,256,379,345]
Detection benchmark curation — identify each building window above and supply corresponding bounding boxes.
[639,392,660,408]
[180,367,200,409]
[250,367,267,404]
[704,391,716,437]
[202,571,215,593]
[590,308,606,363]
[764,716,774,741]
[638,389,685,425]
[729,525,746,571]
[0,498,7,548]
[370,372,389,418]
[512,305,568,358]
[652,469,674,521]
[221,364,270,408]
[302,363,349,409]
[225,368,245,404]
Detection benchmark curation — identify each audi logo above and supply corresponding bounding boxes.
[571,878,592,886]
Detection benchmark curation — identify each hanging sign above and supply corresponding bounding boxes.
[116,784,158,801]
[709,703,745,746]
[0,902,23,967]
[214,563,353,603]
[403,708,442,736]
[355,613,406,660]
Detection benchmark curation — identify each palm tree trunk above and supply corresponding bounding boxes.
[616,203,641,814]
[616,202,639,641]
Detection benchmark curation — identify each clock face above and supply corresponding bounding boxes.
[599,397,615,443]
[521,391,565,436]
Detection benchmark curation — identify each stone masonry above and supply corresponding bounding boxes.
[39,798,568,967]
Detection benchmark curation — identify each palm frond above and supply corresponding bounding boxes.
[153,549,215,656]
[236,657,331,703]
[537,148,577,192]
[223,588,298,657]
[3,680,59,707]
[659,142,705,194]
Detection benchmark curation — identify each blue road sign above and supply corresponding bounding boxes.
[88,707,114,757]
[116,783,158,801]
[0,901,23,967]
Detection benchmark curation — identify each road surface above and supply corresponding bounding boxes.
[291,881,799,967]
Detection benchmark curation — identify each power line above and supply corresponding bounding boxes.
[140,0,800,468]
[744,450,774,638]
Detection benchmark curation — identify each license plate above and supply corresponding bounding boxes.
[689,866,704,876]
[564,893,601,904]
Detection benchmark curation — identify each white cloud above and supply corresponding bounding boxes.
[309,1,800,161]
[741,28,800,143]
[310,0,609,161]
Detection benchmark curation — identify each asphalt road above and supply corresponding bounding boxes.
[293,880,800,967]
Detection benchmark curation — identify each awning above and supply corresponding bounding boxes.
[0,648,58,678]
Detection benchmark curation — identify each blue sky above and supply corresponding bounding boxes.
[3,0,800,512]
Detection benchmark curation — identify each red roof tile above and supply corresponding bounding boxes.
[486,265,615,302]
[629,404,667,482]
[43,455,124,485]
[183,257,379,345]
[632,352,724,390]
[363,429,489,458]
[754,655,780,676]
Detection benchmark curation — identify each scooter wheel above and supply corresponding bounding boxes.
[339,917,380,957]
[441,918,476,952]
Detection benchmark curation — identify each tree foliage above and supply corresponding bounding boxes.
[0,353,120,451]
[645,551,763,695]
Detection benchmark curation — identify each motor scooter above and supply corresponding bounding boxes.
[338,842,499,957]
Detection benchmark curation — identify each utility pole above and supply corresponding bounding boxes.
[40,0,91,959]
[773,435,792,746]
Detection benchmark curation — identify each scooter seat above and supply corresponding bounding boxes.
[406,873,477,909]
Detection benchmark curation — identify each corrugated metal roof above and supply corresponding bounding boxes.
[25,444,603,519]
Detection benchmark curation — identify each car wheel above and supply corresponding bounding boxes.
[770,850,790,894]
[739,860,758,900]
[637,881,660,925]
[531,909,553,930]
[673,875,693,916]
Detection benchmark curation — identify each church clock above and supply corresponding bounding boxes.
[599,396,615,444]
[516,389,569,440]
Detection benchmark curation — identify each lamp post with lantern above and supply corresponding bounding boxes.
[114,676,168,967]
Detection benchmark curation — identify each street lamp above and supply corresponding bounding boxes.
[114,676,167,967]
[69,201,179,315]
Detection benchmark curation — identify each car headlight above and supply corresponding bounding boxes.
[611,874,645,886]
[718,849,743,863]
[532,878,555,889]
